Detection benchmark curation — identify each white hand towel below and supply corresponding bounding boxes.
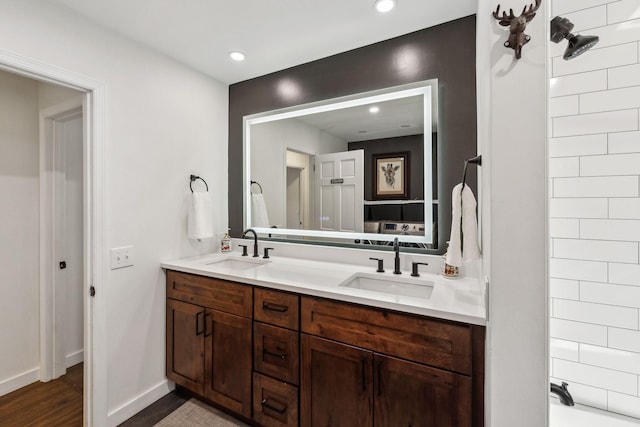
[446,183,481,267]
[188,191,214,240]
[251,193,271,228]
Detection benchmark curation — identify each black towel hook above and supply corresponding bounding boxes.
[461,155,482,191]
[459,155,482,253]
[190,174,209,192]
[250,180,263,194]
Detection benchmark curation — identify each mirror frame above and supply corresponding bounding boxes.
[244,81,434,245]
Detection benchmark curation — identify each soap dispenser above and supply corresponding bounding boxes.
[442,241,459,278]
[221,229,232,253]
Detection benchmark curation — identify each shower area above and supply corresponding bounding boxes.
[548,0,640,425]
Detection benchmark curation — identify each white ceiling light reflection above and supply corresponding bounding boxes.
[369,106,380,113]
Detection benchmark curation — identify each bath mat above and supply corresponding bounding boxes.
[154,398,249,427]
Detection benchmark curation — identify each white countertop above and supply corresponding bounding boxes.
[161,244,486,326]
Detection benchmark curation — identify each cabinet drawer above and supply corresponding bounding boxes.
[254,288,299,330]
[253,373,299,427]
[166,270,252,318]
[301,296,472,374]
[254,323,300,385]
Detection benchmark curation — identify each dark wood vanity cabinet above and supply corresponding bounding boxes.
[300,296,483,427]
[166,271,484,427]
[300,334,472,427]
[166,271,252,418]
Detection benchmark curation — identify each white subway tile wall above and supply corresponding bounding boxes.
[550,1,640,419]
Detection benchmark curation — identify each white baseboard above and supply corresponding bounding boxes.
[107,379,174,427]
[0,367,40,397]
[65,349,84,368]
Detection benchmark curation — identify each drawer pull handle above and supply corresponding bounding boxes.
[203,312,211,337]
[263,348,288,359]
[262,302,289,313]
[261,398,287,414]
[195,311,204,336]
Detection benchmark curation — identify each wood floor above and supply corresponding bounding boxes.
[0,363,83,426]
[0,366,193,427]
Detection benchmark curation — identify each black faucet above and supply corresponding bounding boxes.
[550,382,574,406]
[393,237,401,274]
[241,229,259,257]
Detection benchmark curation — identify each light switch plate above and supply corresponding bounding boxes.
[110,246,134,269]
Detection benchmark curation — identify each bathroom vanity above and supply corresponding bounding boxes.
[162,248,486,427]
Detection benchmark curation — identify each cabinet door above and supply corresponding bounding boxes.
[374,354,472,427]
[204,309,252,418]
[301,334,372,427]
[166,299,205,394]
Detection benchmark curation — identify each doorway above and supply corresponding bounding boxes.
[40,101,84,381]
[0,48,106,426]
[285,149,311,232]
[286,167,303,229]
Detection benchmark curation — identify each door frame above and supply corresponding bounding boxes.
[285,149,311,230]
[39,100,83,380]
[0,50,107,426]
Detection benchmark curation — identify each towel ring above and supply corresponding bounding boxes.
[250,180,263,194]
[190,174,209,192]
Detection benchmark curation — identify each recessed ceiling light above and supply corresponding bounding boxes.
[229,51,246,61]
[374,0,396,13]
[369,106,380,113]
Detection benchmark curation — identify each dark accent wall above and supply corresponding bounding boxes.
[229,15,477,253]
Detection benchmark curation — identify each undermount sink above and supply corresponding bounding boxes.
[206,257,270,271]
[339,272,434,299]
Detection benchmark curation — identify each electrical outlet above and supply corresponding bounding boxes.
[110,246,134,269]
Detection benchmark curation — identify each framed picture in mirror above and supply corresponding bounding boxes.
[374,152,409,200]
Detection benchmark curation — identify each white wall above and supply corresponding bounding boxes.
[0,1,228,425]
[549,0,640,419]
[478,1,549,426]
[251,118,345,228]
[0,71,41,395]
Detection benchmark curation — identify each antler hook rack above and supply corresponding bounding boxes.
[493,0,541,59]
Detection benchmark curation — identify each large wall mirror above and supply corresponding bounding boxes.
[244,81,436,247]
[228,15,477,254]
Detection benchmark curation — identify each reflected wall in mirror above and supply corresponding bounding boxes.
[245,82,435,246]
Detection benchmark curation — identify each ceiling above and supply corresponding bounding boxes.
[49,0,477,84]
[296,94,425,142]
